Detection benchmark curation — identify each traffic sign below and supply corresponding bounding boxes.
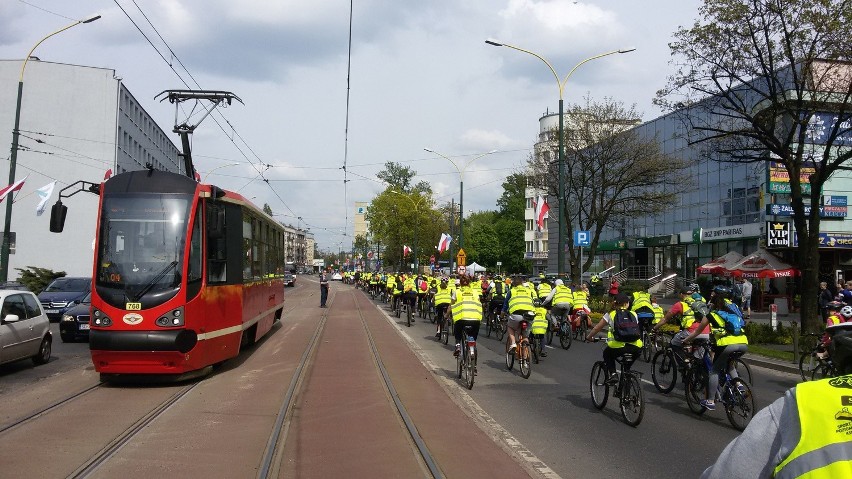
[574,230,591,247]
[456,248,467,266]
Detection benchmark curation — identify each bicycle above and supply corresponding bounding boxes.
[588,337,645,427]
[636,312,655,362]
[798,332,837,381]
[684,345,756,431]
[546,308,572,349]
[651,336,703,393]
[495,313,507,342]
[506,312,533,379]
[485,302,502,339]
[456,324,477,390]
[571,308,590,341]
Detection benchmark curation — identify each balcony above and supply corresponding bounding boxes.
[524,252,548,260]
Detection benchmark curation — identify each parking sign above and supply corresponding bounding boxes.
[574,230,591,246]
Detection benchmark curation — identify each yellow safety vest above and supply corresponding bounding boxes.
[531,306,548,334]
[537,282,552,299]
[677,301,696,329]
[552,285,573,305]
[631,291,653,312]
[708,311,749,347]
[434,285,452,305]
[774,375,852,478]
[386,276,395,288]
[651,304,665,325]
[451,287,482,322]
[606,309,643,349]
[508,285,535,313]
[403,277,416,293]
[572,290,589,308]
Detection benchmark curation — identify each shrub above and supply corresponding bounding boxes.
[15,266,66,294]
[743,321,793,345]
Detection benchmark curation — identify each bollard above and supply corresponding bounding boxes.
[792,321,799,365]
[770,303,778,332]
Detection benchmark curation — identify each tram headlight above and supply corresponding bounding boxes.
[155,307,184,327]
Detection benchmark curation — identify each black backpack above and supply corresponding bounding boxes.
[493,282,504,299]
[611,309,641,342]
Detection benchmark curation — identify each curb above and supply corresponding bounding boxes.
[744,354,800,376]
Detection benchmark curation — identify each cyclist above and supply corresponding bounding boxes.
[385,273,396,304]
[416,274,428,313]
[570,282,592,330]
[818,302,852,357]
[433,277,452,339]
[502,275,535,353]
[532,299,548,357]
[630,283,655,335]
[537,277,552,300]
[485,275,507,325]
[652,286,710,354]
[542,279,573,331]
[585,293,643,384]
[402,274,417,321]
[700,330,852,478]
[451,275,482,357]
[684,285,748,411]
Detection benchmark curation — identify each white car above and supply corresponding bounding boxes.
[0,290,52,367]
[331,272,343,281]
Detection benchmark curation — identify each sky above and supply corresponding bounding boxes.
[0,0,703,253]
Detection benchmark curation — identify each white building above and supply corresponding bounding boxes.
[524,186,549,275]
[0,60,181,278]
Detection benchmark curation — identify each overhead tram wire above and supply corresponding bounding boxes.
[341,0,355,240]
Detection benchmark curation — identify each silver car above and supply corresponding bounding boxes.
[0,290,52,367]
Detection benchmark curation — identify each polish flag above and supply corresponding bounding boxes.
[403,245,412,256]
[0,176,27,204]
[533,195,550,230]
[437,233,452,253]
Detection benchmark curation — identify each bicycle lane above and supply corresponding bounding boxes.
[354,291,542,479]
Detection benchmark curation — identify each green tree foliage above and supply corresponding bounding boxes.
[528,96,690,282]
[656,0,852,333]
[375,162,431,195]
[15,266,66,294]
[262,203,273,216]
[495,173,531,274]
[465,211,499,267]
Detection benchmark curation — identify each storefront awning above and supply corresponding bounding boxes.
[726,248,798,279]
[696,251,744,275]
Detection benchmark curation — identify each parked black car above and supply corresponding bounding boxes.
[59,292,91,342]
[283,273,296,287]
[37,276,91,322]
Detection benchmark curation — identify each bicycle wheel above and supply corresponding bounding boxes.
[442,320,450,345]
[531,337,540,364]
[812,362,835,380]
[519,342,532,378]
[685,368,708,415]
[559,321,572,349]
[406,306,412,327]
[576,320,588,341]
[799,353,821,382]
[724,378,754,431]
[546,328,554,346]
[464,347,476,390]
[620,374,645,427]
[590,362,609,410]
[652,350,677,393]
[457,347,463,379]
[485,313,493,338]
[506,345,515,370]
[730,357,753,386]
[641,331,651,363]
[496,320,506,342]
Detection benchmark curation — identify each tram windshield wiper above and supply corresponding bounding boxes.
[130,261,178,302]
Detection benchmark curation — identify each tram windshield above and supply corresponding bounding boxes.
[96,194,191,300]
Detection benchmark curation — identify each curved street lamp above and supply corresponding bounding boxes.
[2,14,101,282]
[485,39,635,276]
[202,162,241,182]
[389,189,428,272]
[422,148,496,251]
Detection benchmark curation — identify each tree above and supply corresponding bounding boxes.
[494,172,531,274]
[656,0,852,333]
[528,96,691,282]
[262,203,273,216]
[375,162,431,195]
[15,266,65,294]
[465,211,500,268]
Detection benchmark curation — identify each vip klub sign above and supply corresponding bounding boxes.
[766,221,790,248]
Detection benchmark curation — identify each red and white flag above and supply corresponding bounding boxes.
[533,195,550,230]
[104,168,113,180]
[0,176,27,204]
[367,251,374,259]
[403,245,412,256]
[437,233,452,253]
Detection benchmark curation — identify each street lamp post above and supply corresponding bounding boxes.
[423,148,496,252]
[389,189,428,273]
[485,39,635,276]
[1,14,101,282]
[202,162,241,182]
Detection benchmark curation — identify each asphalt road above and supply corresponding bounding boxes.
[0,277,800,478]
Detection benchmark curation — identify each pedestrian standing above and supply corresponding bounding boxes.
[819,281,834,323]
[319,271,329,308]
[740,277,752,320]
[608,279,620,299]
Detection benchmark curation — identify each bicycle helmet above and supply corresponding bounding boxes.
[688,283,700,293]
[712,285,732,299]
[830,330,852,375]
[841,306,852,319]
[827,301,844,311]
[533,299,542,308]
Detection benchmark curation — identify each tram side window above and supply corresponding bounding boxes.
[243,215,253,281]
[188,206,202,283]
[207,202,228,284]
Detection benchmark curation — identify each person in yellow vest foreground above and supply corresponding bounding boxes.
[531,299,549,358]
[584,293,642,385]
[701,330,852,478]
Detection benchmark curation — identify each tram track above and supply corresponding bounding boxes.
[0,383,102,435]
[257,287,443,478]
